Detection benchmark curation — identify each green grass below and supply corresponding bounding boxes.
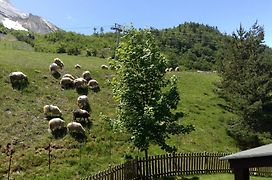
[177,174,272,180]
[0,41,239,179]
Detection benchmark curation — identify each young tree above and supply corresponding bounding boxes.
[219,22,272,147]
[111,29,194,158]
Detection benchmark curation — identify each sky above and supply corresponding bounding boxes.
[10,0,272,47]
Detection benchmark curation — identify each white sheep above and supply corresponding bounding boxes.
[49,63,59,72]
[74,77,88,89]
[43,105,62,119]
[48,118,65,132]
[77,95,89,109]
[54,58,64,69]
[88,79,100,92]
[9,72,28,89]
[175,67,180,71]
[82,71,92,82]
[67,122,85,134]
[60,77,74,89]
[62,74,75,80]
[165,68,169,72]
[101,64,109,70]
[75,64,81,69]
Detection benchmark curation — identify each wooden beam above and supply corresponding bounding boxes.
[234,168,249,180]
[229,156,272,168]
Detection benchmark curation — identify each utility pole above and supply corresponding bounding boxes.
[111,23,123,59]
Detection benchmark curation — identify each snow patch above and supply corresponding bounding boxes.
[2,17,28,31]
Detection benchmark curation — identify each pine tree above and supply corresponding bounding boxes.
[220,22,272,147]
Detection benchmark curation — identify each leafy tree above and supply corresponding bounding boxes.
[219,22,272,148]
[111,29,194,158]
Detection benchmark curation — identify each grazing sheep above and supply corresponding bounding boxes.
[49,63,59,72]
[67,122,85,133]
[165,68,169,72]
[63,74,75,80]
[77,95,90,110]
[88,79,100,92]
[75,64,81,69]
[49,63,61,78]
[77,95,88,106]
[101,64,109,70]
[43,105,62,119]
[74,78,87,89]
[82,71,92,82]
[60,77,74,89]
[54,58,64,69]
[73,109,90,121]
[168,68,173,72]
[9,72,28,82]
[49,118,65,132]
[175,67,180,71]
[9,72,28,89]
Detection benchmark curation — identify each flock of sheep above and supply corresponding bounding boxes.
[9,57,109,138]
[9,58,179,138]
[165,67,180,72]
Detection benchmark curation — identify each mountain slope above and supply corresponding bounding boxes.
[0,0,58,33]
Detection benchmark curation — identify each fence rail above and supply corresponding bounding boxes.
[82,152,272,180]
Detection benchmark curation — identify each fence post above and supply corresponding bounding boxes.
[7,143,14,180]
[204,152,208,174]
[48,143,51,171]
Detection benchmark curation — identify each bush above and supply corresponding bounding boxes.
[67,45,81,55]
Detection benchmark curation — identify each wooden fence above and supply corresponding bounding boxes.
[82,152,272,180]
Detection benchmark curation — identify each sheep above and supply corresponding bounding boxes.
[77,95,88,107]
[49,63,61,79]
[168,68,173,72]
[82,71,92,82]
[43,105,62,119]
[77,95,90,111]
[74,78,87,89]
[62,74,75,80]
[88,79,100,92]
[165,68,169,72]
[73,109,90,121]
[54,58,64,69]
[9,72,28,89]
[49,63,59,72]
[75,64,81,69]
[67,122,85,134]
[175,67,180,71]
[60,77,74,89]
[101,64,109,70]
[48,118,65,132]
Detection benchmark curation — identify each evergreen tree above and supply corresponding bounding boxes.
[219,22,272,147]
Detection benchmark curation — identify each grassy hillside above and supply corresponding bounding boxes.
[0,43,238,179]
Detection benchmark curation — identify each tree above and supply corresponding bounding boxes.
[111,29,194,158]
[219,22,272,147]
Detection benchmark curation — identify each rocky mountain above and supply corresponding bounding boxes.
[0,0,59,33]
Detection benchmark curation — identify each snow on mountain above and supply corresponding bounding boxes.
[0,0,59,33]
[2,17,28,31]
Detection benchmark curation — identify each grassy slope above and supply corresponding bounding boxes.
[0,41,238,179]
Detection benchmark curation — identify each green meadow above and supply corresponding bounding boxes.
[0,40,239,179]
